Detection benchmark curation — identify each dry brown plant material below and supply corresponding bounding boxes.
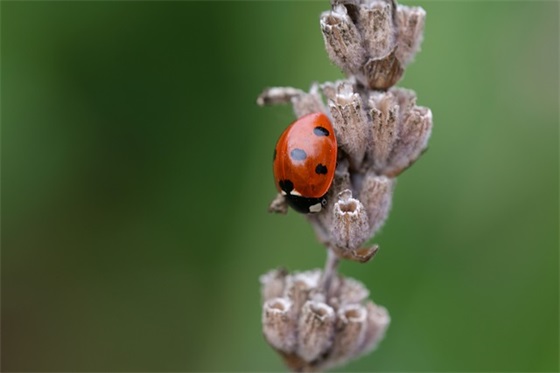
[258,0,431,371]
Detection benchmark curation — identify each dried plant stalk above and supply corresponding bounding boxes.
[258,0,431,371]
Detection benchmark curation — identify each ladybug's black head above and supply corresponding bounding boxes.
[285,194,327,214]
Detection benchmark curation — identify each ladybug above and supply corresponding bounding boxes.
[273,112,337,214]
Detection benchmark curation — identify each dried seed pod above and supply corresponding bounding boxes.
[358,171,394,235]
[368,88,432,176]
[297,301,336,362]
[257,84,327,119]
[268,193,288,214]
[292,83,327,118]
[396,5,426,66]
[357,0,396,58]
[331,190,371,256]
[335,276,370,305]
[326,304,368,367]
[321,5,366,74]
[262,298,297,352]
[257,87,305,106]
[285,278,316,321]
[260,268,288,302]
[388,90,432,176]
[369,90,399,172]
[328,81,369,169]
[358,301,391,356]
[320,77,356,102]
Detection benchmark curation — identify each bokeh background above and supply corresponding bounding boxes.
[2,1,558,371]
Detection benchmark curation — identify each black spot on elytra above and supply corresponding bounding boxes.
[290,148,307,161]
[313,126,330,137]
[279,179,294,194]
[315,164,328,175]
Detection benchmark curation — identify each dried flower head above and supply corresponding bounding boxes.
[321,0,426,90]
[261,269,390,372]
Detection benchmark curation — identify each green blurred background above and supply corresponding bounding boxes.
[2,1,558,371]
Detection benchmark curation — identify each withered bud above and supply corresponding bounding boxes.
[328,82,369,169]
[262,298,297,352]
[292,83,327,118]
[327,304,368,366]
[358,301,391,356]
[369,90,399,171]
[388,101,432,177]
[368,88,432,176]
[357,0,396,58]
[396,5,426,66]
[257,84,326,119]
[257,87,305,106]
[331,276,369,306]
[261,268,288,301]
[331,190,371,259]
[321,78,355,102]
[358,171,394,235]
[320,5,366,75]
[297,301,336,362]
[268,193,288,214]
[285,275,318,320]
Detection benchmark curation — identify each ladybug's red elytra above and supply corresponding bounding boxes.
[273,112,337,214]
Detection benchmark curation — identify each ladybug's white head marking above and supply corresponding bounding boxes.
[309,203,322,213]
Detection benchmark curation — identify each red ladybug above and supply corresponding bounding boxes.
[273,112,337,213]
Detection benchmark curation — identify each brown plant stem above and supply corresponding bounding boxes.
[321,249,340,298]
